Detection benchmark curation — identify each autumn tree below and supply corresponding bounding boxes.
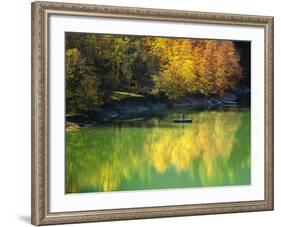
[194,40,241,96]
[150,38,241,100]
[65,32,244,113]
[149,38,196,99]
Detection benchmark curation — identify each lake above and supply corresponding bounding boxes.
[66,107,251,193]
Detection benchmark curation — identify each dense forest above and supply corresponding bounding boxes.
[66,32,250,114]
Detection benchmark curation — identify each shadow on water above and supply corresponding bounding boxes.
[66,106,251,193]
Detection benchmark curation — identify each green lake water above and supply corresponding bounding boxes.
[66,107,251,193]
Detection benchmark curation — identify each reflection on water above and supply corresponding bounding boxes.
[66,108,250,193]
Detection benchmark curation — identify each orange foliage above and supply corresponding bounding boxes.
[147,38,241,99]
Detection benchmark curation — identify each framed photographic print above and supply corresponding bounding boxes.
[31,1,274,225]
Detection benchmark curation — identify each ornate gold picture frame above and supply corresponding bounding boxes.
[31,1,273,225]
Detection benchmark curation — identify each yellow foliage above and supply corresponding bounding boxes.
[148,38,242,98]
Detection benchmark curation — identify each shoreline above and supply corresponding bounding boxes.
[66,88,250,131]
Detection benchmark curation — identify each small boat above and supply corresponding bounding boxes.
[173,119,192,123]
[174,114,192,123]
[222,101,238,105]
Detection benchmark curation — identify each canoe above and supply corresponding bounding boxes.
[173,119,192,123]
[222,101,237,105]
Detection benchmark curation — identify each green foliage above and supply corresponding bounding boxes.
[65,33,244,113]
[66,33,160,113]
[66,48,103,113]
